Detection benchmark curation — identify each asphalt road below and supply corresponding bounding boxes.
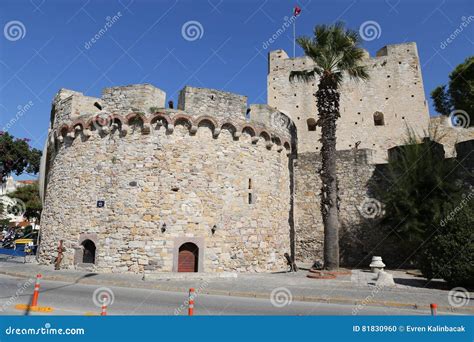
[0,274,433,316]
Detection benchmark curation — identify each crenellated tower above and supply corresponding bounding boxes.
[268,42,430,163]
[39,84,295,274]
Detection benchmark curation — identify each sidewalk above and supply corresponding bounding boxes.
[0,258,472,314]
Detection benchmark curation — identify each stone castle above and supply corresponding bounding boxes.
[38,42,474,273]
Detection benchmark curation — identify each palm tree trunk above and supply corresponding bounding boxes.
[316,75,340,270]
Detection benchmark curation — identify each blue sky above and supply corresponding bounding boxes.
[0,0,473,179]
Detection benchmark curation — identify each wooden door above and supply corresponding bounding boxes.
[178,243,198,272]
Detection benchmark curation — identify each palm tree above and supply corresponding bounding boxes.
[290,22,369,270]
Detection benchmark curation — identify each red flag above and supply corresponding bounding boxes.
[294,5,301,16]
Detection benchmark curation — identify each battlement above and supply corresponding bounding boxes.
[50,84,295,146]
[50,109,292,156]
[178,86,247,119]
[51,89,101,130]
[52,84,248,128]
[101,84,166,114]
[268,42,419,73]
[51,84,166,130]
[429,116,474,157]
[375,42,419,58]
[267,41,429,162]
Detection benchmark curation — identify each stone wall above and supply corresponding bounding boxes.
[51,84,167,131]
[101,84,166,115]
[294,149,375,263]
[39,86,294,274]
[176,89,294,141]
[295,138,474,267]
[178,86,247,120]
[248,104,294,142]
[268,42,431,163]
[51,89,100,130]
[430,116,474,157]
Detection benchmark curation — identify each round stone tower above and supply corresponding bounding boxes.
[38,84,294,273]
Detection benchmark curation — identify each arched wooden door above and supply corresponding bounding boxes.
[178,242,199,272]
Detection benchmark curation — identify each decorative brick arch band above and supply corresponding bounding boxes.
[59,112,292,154]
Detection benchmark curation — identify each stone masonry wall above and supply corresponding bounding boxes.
[294,149,375,263]
[178,86,247,120]
[268,42,431,163]
[430,116,474,157]
[248,104,294,141]
[101,84,166,115]
[39,85,293,274]
[51,84,167,132]
[51,89,100,130]
[295,138,474,266]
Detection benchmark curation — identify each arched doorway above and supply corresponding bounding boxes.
[82,239,96,264]
[178,242,199,272]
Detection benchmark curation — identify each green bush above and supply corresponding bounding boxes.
[376,133,464,256]
[420,203,474,287]
[375,129,473,286]
[8,183,42,222]
[0,132,41,182]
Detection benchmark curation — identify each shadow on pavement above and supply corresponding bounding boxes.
[21,273,99,316]
[393,277,450,290]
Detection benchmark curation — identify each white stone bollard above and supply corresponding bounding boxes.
[369,256,386,273]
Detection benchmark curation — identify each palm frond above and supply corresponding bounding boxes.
[296,37,332,70]
[346,65,369,81]
[293,22,370,85]
[296,37,323,63]
[313,24,331,47]
[289,69,317,82]
[345,28,364,46]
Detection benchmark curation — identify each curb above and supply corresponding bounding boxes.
[1,269,472,315]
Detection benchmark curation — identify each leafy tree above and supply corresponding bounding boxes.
[420,203,473,287]
[0,132,41,182]
[431,56,474,125]
[8,183,42,223]
[0,218,9,230]
[377,131,465,254]
[431,85,451,116]
[289,22,369,269]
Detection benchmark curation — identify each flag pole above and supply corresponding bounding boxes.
[293,15,296,58]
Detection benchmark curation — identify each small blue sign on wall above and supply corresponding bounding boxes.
[97,200,105,208]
